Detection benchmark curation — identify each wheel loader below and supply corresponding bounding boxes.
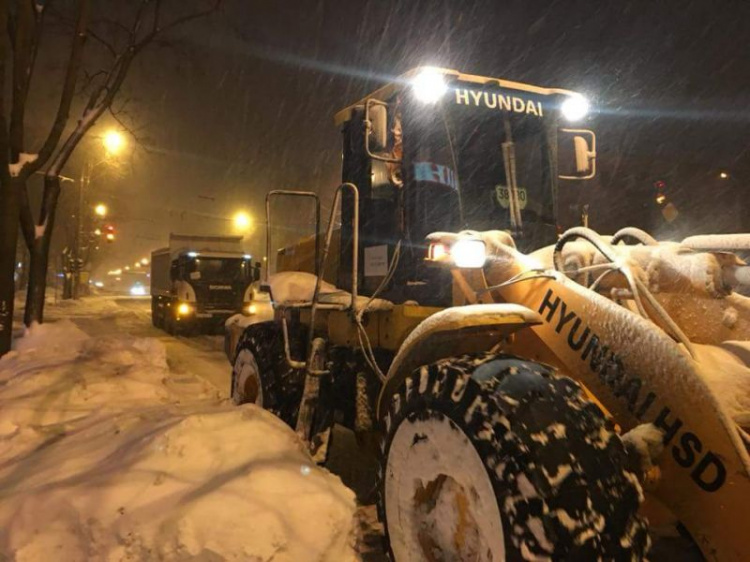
[226,67,750,561]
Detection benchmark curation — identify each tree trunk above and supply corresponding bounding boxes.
[0,177,22,356]
[24,175,62,325]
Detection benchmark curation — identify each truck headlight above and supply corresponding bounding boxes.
[451,239,486,268]
[412,67,447,104]
[177,303,193,316]
[561,94,589,121]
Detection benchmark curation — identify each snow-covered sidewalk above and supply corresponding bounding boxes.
[0,316,358,561]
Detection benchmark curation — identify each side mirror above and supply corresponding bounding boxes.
[559,129,596,180]
[364,98,399,163]
[368,103,388,151]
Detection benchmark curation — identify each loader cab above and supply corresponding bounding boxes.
[336,67,596,306]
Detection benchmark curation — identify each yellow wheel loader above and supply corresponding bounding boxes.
[226,67,750,560]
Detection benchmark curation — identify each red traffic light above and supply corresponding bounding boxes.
[653,180,666,190]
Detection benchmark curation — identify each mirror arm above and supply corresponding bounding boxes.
[364,98,401,164]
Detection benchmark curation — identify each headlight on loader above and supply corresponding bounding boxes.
[451,239,487,268]
[561,94,590,121]
[412,67,448,104]
[243,303,257,316]
[427,239,487,269]
[176,302,193,316]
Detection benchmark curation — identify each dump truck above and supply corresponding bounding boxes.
[227,67,750,560]
[151,234,258,335]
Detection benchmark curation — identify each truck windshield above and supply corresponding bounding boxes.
[407,87,557,247]
[189,258,253,282]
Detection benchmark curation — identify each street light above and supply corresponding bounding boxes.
[94,203,108,217]
[233,210,252,231]
[103,130,126,155]
[719,171,729,179]
[140,258,149,266]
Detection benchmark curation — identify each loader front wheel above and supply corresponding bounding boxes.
[378,352,650,561]
[231,321,305,428]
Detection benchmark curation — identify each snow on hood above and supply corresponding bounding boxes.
[268,271,393,312]
[0,324,357,561]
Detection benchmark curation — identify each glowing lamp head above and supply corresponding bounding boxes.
[412,67,448,104]
[233,211,252,231]
[94,203,107,217]
[103,130,125,155]
[177,303,192,316]
[244,303,257,316]
[451,239,487,269]
[561,94,590,121]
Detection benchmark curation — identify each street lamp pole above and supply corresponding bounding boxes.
[70,130,125,300]
[72,159,93,299]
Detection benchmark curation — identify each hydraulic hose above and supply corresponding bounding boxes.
[611,227,658,246]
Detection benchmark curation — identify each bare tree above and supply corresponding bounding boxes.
[0,0,222,356]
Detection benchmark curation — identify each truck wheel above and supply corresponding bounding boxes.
[378,352,650,561]
[231,321,305,428]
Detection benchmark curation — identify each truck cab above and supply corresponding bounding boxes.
[151,234,259,335]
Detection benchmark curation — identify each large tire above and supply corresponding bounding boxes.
[230,321,306,428]
[378,352,650,561]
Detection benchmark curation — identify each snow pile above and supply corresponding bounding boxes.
[0,321,357,561]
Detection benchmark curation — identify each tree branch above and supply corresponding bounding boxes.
[0,0,11,178]
[9,0,37,160]
[26,0,90,176]
[86,26,116,57]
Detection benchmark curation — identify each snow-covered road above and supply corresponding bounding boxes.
[49,296,233,397]
[0,295,360,561]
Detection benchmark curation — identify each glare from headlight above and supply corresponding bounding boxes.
[244,304,257,315]
[451,239,486,268]
[177,303,192,316]
[412,67,447,104]
[561,95,589,121]
[129,284,146,296]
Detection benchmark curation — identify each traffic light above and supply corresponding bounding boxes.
[104,224,115,243]
[653,179,678,222]
[653,179,667,205]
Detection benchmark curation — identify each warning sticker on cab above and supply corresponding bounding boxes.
[414,162,458,190]
[496,184,527,210]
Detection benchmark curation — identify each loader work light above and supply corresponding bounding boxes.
[451,239,487,268]
[412,67,448,104]
[428,242,449,261]
[177,303,193,316]
[561,94,589,121]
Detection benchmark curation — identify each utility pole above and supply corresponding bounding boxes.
[72,160,92,299]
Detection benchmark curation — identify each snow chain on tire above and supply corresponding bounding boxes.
[231,321,306,428]
[378,352,650,561]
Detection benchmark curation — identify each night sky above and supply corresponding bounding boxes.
[24,0,750,276]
